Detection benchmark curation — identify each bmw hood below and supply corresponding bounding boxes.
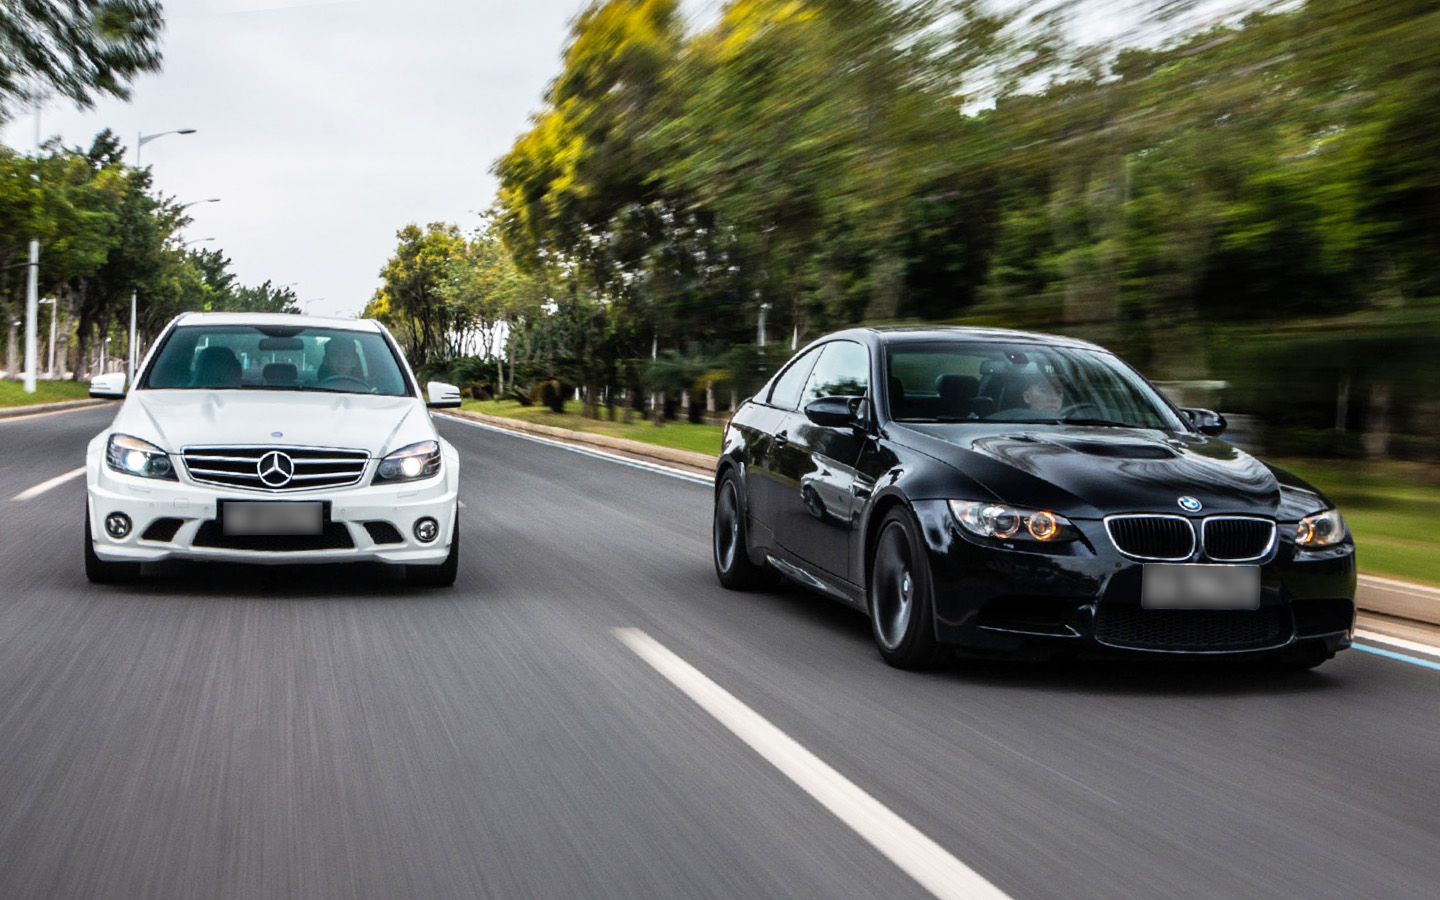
[899,423,1323,519]
[113,390,435,458]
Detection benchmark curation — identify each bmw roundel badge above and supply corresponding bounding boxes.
[1178,496,1203,512]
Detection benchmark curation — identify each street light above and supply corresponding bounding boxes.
[182,237,216,247]
[130,128,197,388]
[179,197,220,211]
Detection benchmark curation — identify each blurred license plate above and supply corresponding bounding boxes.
[1142,564,1259,610]
[222,501,323,536]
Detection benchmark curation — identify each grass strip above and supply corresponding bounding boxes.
[0,379,92,409]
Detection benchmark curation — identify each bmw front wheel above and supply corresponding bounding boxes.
[869,508,939,669]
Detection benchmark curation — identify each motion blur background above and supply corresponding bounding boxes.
[3,1,1438,577]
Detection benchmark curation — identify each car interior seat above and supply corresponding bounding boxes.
[191,346,242,388]
[934,374,979,418]
[262,363,298,387]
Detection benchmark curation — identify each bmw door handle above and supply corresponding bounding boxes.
[774,431,789,449]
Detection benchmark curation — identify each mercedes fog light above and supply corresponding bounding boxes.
[414,517,439,543]
[105,513,132,539]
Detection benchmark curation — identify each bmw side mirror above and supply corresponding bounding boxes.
[89,372,126,398]
[1183,407,1227,437]
[804,396,858,428]
[426,381,462,409]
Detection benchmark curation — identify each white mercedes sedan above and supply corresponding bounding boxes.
[84,312,462,586]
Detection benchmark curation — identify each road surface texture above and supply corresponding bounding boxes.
[1,405,1437,899]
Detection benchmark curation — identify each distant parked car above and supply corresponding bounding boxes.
[85,312,462,585]
[713,326,1356,669]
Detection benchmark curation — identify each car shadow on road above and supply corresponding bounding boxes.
[750,581,1344,698]
[104,560,478,601]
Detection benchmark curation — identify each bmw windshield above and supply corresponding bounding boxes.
[141,324,411,397]
[886,341,1187,430]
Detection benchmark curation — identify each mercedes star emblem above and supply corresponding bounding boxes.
[258,451,296,488]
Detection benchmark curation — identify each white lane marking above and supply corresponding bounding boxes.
[1354,629,1440,659]
[1358,574,1440,599]
[12,466,85,501]
[614,627,1013,900]
[440,415,713,486]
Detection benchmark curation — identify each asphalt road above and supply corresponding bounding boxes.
[2,405,1438,900]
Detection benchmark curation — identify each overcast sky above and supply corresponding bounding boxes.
[2,0,716,319]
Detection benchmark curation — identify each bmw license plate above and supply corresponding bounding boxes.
[221,501,324,536]
[1142,564,1260,610]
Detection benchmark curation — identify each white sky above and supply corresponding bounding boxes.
[2,0,681,319]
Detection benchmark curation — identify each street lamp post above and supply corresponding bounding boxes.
[130,128,197,387]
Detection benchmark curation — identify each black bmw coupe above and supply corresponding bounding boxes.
[712,327,1356,669]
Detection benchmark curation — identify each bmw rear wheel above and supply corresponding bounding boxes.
[869,508,939,669]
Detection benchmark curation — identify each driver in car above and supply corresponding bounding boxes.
[319,340,366,385]
[1022,374,1064,414]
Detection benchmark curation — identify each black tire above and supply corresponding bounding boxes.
[84,510,141,584]
[713,469,767,590]
[868,507,940,669]
[406,513,459,587]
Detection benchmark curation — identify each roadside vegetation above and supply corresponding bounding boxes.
[1280,460,1440,586]
[0,379,91,409]
[459,398,722,457]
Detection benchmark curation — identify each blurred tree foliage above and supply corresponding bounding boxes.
[0,0,164,124]
[374,0,1440,452]
[1,131,298,379]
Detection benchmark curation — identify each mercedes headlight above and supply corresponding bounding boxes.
[375,440,441,483]
[949,500,1078,543]
[106,434,176,480]
[1294,508,1346,549]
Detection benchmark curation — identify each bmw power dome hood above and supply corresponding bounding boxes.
[899,423,1286,518]
[114,390,433,458]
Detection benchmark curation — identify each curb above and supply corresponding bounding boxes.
[0,397,115,420]
[440,408,717,476]
[438,408,1437,628]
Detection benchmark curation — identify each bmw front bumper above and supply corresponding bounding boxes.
[908,500,1357,659]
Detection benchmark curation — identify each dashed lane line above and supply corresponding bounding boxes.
[615,627,1013,900]
[11,466,85,501]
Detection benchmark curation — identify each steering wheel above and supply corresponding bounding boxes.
[318,374,371,391]
[1058,401,1103,419]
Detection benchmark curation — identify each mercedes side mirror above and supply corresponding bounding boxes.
[89,372,126,399]
[426,381,462,409]
[1183,407,1227,437]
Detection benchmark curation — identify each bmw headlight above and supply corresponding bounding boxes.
[949,500,1078,543]
[1294,508,1347,549]
[106,434,176,480]
[375,440,441,483]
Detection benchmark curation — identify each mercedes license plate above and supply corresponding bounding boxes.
[221,501,324,536]
[1142,563,1260,610]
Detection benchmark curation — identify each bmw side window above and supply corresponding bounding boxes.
[801,341,868,405]
[767,347,822,410]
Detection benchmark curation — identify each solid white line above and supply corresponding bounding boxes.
[614,627,1012,900]
[1358,574,1440,599]
[1355,629,1440,659]
[11,466,85,501]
